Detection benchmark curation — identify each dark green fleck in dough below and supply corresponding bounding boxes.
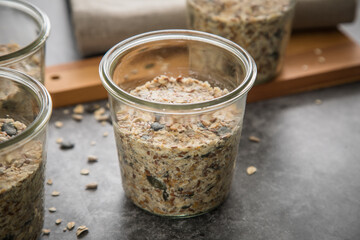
[181,205,191,209]
[146,175,166,190]
[150,122,164,131]
[1,122,17,136]
[269,51,279,60]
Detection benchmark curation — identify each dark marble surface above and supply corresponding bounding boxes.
[40,81,360,240]
[24,0,360,239]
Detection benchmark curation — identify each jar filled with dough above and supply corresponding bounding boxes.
[100,30,256,217]
[0,0,50,83]
[187,0,295,84]
[0,67,52,239]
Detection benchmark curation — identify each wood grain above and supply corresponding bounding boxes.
[45,29,360,108]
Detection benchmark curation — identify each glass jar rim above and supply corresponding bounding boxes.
[0,67,52,151]
[99,29,257,112]
[0,0,50,64]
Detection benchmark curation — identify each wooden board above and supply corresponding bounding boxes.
[45,29,360,108]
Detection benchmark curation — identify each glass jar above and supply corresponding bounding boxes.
[187,0,295,84]
[100,30,256,218]
[0,67,52,239]
[0,0,50,84]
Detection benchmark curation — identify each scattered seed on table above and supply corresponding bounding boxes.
[46,179,53,185]
[101,121,107,126]
[67,222,75,230]
[318,56,326,63]
[85,104,101,113]
[72,114,83,121]
[313,48,322,55]
[301,64,309,71]
[249,135,260,143]
[42,229,51,235]
[51,191,60,196]
[246,166,257,175]
[314,99,322,105]
[88,155,98,163]
[63,228,67,232]
[55,121,63,128]
[56,137,63,144]
[80,169,90,175]
[95,114,110,122]
[49,207,57,213]
[103,131,109,137]
[76,225,89,238]
[86,183,98,190]
[94,107,105,117]
[60,141,75,150]
[73,104,84,114]
[90,141,96,146]
[55,219,62,225]
[63,109,70,115]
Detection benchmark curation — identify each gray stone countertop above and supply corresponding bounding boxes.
[27,0,360,239]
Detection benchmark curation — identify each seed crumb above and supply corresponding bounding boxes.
[301,64,309,71]
[46,179,53,185]
[314,48,323,55]
[73,104,84,114]
[90,141,96,146]
[55,219,62,225]
[88,155,98,163]
[101,121,107,126]
[63,109,70,115]
[60,141,75,150]
[49,207,57,213]
[55,121,63,128]
[246,166,257,175]
[42,229,51,235]
[76,225,89,238]
[249,135,260,143]
[56,137,63,144]
[63,228,67,232]
[86,183,98,190]
[103,131,109,137]
[51,191,60,196]
[80,169,90,175]
[318,56,326,63]
[314,99,322,105]
[72,114,83,121]
[67,222,76,230]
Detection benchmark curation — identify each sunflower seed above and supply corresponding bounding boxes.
[55,121,63,128]
[42,229,51,235]
[49,207,56,213]
[87,155,98,163]
[72,114,83,121]
[249,135,260,143]
[56,137,63,144]
[46,179,53,185]
[86,183,98,190]
[80,169,90,175]
[51,191,60,196]
[76,225,89,237]
[55,219,62,225]
[246,166,257,175]
[67,222,75,230]
[73,104,84,114]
